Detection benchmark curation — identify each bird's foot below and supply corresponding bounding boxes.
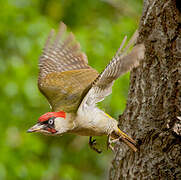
[107,134,120,152]
[89,136,102,154]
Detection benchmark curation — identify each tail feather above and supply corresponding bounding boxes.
[117,129,137,152]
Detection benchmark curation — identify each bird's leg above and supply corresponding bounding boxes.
[89,136,102,154]
[107,134,121,152]
[107,134,115,152]
[107,133,138,152]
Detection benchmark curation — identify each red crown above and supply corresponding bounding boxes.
[38,111,66,122]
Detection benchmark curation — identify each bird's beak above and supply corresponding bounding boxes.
[27,123,45,133]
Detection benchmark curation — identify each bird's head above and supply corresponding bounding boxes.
[27,111,68,135]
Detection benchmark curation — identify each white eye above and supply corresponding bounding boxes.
[48,118,54,125]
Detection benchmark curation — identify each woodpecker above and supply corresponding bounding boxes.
[28,22,145,153]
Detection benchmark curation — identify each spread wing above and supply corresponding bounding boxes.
[79,31,145,109]
[38,22,98,112]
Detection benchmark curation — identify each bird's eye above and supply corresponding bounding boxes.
[48,118,54,125]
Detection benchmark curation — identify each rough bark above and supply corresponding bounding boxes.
[109,0,181,179]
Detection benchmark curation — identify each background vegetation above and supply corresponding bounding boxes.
[0,0,142,179]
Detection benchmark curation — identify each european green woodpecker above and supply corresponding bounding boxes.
[28,22,145,153]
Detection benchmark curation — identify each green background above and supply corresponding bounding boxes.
[0,0,142,179]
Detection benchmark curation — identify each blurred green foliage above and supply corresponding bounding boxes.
[0,0,142,179]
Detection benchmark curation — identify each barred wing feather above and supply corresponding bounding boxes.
[38,22,98,112]
[80,31,145,108]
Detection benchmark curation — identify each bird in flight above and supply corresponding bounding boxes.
[28,22,145,153]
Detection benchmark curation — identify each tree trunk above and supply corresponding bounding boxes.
[109,0,181,179]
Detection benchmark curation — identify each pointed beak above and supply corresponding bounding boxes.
[27,123,45,133]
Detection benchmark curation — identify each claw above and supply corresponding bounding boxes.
[107,134,116,152]
[107,133,137,152]
[107,134,122,152]
[89,136,102,154]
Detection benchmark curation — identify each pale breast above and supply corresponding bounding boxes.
[70,107,118,136]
